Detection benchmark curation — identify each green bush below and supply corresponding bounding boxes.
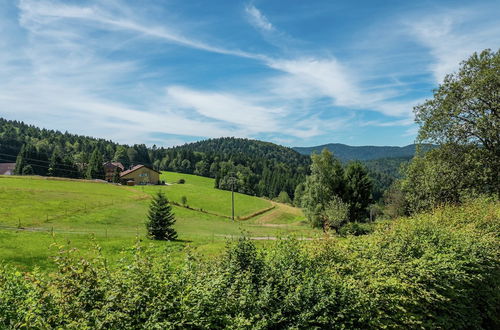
[0,198,498,329]
[338,222,374,236]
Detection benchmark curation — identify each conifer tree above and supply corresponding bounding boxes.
[14,144,26,175]
[344,161,373,222]
[146,191,177,240]
[86,149,105,180]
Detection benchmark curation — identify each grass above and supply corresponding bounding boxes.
[0,174,318,271]
[137,171,273,218]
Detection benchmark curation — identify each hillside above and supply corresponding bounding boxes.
[0,119,308,199]
[0,117,412,201]
[0,174,315,270]
[293,143,434,161]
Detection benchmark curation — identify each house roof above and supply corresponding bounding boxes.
[120,164,161,177]
[103,161,125,171]
[0,163,16,175]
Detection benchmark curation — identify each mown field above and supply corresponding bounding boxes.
[0,173,317,270]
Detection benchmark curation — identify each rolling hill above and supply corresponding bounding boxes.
[0,173,315,270]
[293,143,434,161]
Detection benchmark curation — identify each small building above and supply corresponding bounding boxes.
[103,161,125,182]
[120,165,161,185]
[0,163,16,175]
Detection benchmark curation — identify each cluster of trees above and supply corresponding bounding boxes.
[1,197,498,328]
[0,122,310,198]
[385,49,499,216]
[1,118,405,201]
[154,138,310,199]
[0,118,154,179]
[295,149,373,230]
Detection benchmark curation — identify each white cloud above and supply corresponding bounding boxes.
[245,4,274,32]
[18,0,268,61]
[166,86,282,133]
[407,8,500,82]
[4,0,497,147]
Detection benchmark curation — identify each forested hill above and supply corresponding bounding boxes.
[0,118,308,199]
[159,138,310,199]
[293,143,434,161]
[0,117,408,201]
[171,137,309,168]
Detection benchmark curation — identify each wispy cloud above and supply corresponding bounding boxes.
[1,0,498,147]
[18,0,268,61]
[245,4,274,32]
[406,7,500,82]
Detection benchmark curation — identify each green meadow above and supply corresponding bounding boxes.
[0,173,318,271]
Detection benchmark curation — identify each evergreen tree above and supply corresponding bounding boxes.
[86,149,105,180]
[14,144,26,175]
[344,161,373,222]
[146,191,177,241]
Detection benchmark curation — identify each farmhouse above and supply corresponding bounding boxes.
[0,163,16,175]
[103,161,124,182]
[120,164,160,185]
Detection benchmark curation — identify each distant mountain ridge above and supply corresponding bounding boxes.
[293,143,434,162]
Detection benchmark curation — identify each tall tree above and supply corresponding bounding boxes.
[302,149,345,228]
[344,162,372,222]
[14,144,26,175]
[86,149,105,180]
[113,146,130,167]
[414,48,500,195]
[146,191,177,241]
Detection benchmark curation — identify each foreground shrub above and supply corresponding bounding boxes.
[1,198,498,329]
[338,222,374,236]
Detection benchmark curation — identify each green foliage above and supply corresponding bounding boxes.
[414,48,500,196]
[344,161,373,221]
[85,149,105,180]
[400,144,491,213]
[21,165,34,175]
[146,191,177,241]
[177,178,185,184]
[362,156,411,201]
[293,142,425,160]
[180,195,187,206]
[302,149,345,228]
[302,150,373,227]
[337,222,373,236]
[0,198,498,328]
[322,195,349,231]
[275,191,291,204]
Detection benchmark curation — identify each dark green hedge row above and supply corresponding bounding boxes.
[1,198,499,329]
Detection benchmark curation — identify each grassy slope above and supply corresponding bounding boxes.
[0,174,316,270]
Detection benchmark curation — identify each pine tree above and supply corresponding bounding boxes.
[344,161,373,222]
[146,191,177,240]
[86,149,105,180]
[14,144,26,175]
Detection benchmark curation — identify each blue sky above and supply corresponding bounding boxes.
[0,0,499,147]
